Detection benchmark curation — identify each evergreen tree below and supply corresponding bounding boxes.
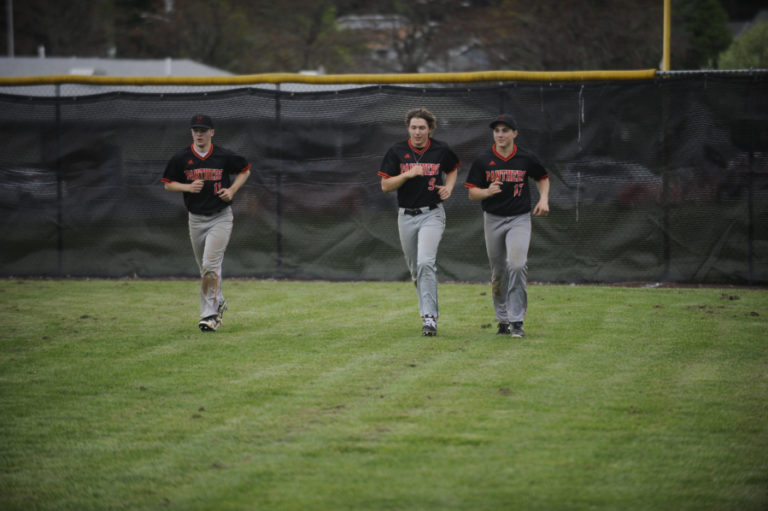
[673,0,732,69]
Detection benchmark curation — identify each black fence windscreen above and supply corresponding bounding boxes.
[0,74,766,284]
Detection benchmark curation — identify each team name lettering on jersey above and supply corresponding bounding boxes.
[185,168,224,181]
[400,163,440,176]
[486,169,526,182]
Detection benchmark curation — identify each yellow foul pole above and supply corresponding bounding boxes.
[662,0,671,71]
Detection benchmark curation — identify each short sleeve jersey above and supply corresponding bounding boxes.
[162,143,250,215]
[378,138,460,209]
[464,144,549,216]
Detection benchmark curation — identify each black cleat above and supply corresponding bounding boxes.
[510,321,525,338]
[497,323,511,335]
[198,315,221,332]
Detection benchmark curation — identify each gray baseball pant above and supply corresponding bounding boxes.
[484,211,531,323]
[398,204,445,319]
[188,207,233,319]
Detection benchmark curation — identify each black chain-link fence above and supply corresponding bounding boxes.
[0,73,766,284]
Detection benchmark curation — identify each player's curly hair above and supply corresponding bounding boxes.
[405,107,436,130]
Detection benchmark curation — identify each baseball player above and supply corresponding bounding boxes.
[161,114,251,332]
[378,107,460,336]
[464,113,549,338]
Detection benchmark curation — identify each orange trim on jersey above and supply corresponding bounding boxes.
[191,142,214,160]
[408,138,431,154]
[160,177,174,184]
[535,174,550,181]
[464,182,479,189]
[492,144,517,161]
[239,164,251,174]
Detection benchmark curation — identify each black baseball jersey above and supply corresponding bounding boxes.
[378,138,460,209]
[464,144,549,216]
[162,143,250,215]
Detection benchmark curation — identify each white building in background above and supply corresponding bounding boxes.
[0,56,232,77]
[0,56,234,97]
[336,13,489,73]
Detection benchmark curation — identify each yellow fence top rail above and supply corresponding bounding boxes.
[0,69,658,86]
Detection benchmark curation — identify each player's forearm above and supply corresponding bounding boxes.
[381,174,408,193]
[444,170,458,191]
[228,170,251,195]
[535,177,550,201]
[164,181,191,193]
[467,187,493,201]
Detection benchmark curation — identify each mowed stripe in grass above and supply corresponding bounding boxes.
[0,279,766,511]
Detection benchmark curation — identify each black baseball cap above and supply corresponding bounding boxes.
[489,113,517,130]
[190,114,214,129]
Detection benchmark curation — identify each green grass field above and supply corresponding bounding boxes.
[1,279,766,511]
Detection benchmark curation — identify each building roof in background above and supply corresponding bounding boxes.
[727,9,768,38]
[0,57,232,77]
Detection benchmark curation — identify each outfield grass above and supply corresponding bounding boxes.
[0,279,766,511]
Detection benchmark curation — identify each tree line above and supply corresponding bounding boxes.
[1,0,761,74]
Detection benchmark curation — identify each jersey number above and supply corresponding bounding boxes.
[428,177,437,191]
[214,183,222,194]
[513,183,524,197]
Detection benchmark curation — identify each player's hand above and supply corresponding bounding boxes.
[217,187,234,202]
[407,165,425,178]
[533,199,549,216]
[487,180,503,196]
[188,180,204,193]
[435,185,452,200]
